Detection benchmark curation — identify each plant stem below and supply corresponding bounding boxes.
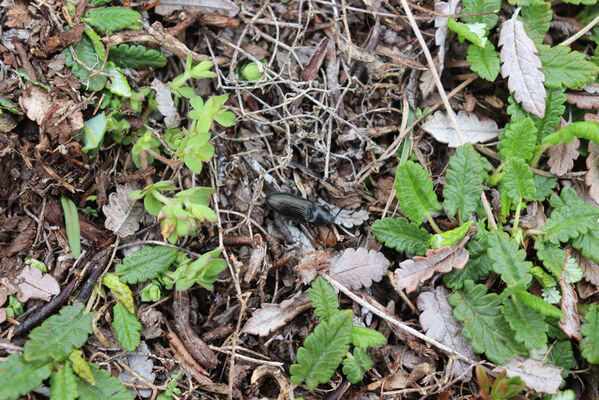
[488,161,506,186]
[530,142,552,168]
[426,213,443,234]
[511,199,522,235]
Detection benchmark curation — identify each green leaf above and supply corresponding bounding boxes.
[564,257,582,284]
[443,232,492,289]
[81,112,107,152]
[350,326,386,348]
[112,303,142,352]
[547,340,574,376]
[503,157,536,202]
[309,276,339,321]
[371,217,431,255]
[431,220,473,248]
[289,310,353,390]
[115,246,177,284]
[394,161,442,225]
[50,363,79,400]
[521,1,552,44]
[543,121,599,146]
[507,88,566,142]
[562,0,597,4]
[70,350,95,385]
[581,304,599,364]
[85,7,141,33]
[502,296,548,350]
[182,134,214,173]
[487,230,532,289]
[467,41,500,81]
[144,194,163,216]
[84,26,106,61]
[499,118,537,161]
[443,143,491,219]
[534,240,566,277]
[63,35,108,91]
[532,174,557,201]
[513,290,565,318]
[174,248,227,291]
[538,44,599,89]
[105,62,131,98]
[214,110,236,127]
[448,19,488,47]
[61,196,81,258]
[572,226,599,264]
[0,354,52,400]
[24,302,94,363]
[342,348,373,384]
[449,280,525,364]
[77,364,133,400]
[108,44,167,68]
[543,188,599,244]
[461,0,501,31]
[102,273,135,313]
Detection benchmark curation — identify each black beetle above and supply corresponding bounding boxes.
[265,192,335,225]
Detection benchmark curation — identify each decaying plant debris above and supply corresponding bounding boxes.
[1,0,599,399]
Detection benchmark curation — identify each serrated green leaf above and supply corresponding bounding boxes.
[84,26,106,61]
[543,287,561,304]
[461,0,501,31]
[290,310,353,390]
[105,62,131,97]
[572,226,599,264]
[448,19,488,47]
[503,157,536,202]
[531,266,556,288]
[108,44,167,68]
[0,354,52,400]
[467,41,500,81]
[564,257,582,283]
[563,0,597,4]
[61,196,81,258]
[507,88,566,142]
[371,217,431,255]
[502,296,548,350]
[449,280,525,364]
[431,220,473,248]
[513,290,565,318]
[85,7,141,33]
[310,276,339,321]
[499,118,537,161]
[487,230,532,289]
[115,246,177,284]
[24,302,94,363]
[443,233,492,289]
[581,304,599,364]
[81,112,107,152]
[534,240,566,277]
[342,348,373,384]
[51,363,78,400]
[350,326,386,348]
[112,303,141,352]
[394,161,441,225]
[543,188,599,244]
[77,364,133,400]
[547,340,574,377]
[532,174,557,201]
[538,44,599,89]
[543,121,599,146]
[521,1,552,44]
[102,273,135,313]
[443,143,491,219]
[63,35,108,91]
[70,349,95,385]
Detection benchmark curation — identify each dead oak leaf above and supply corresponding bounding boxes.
[493,357,563,395]
[329,247,390,290]
[102,184,143,238]
[395,245,469,293]
[421,110,499,147]
[547,136,580,176]
[242,292,311,336]
[14,266,60,302]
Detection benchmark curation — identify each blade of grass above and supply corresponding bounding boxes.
[61,196,81,258]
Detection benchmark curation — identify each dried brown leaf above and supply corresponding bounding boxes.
[117,341,155,398]
[559,276,582,341]
[151,78,179,127]
[155,0,239,17]
[434,0,460,73]
[329,248,390,290]
[102,184,143,238]
[499,13,546,118]
[421,111,499,147]
[294,250,330,285]
[244,234,267,283]
[395,246,469,293]
[417,286,475,381]
[0,308,5,324]
[573,250,599,286]
[520,201,546,230]
[586,142,599,204]
[547,136,580,176]
[242,292,311,336]
[493,357,563,394]
[14,266,60,302]
[567,91,599,109]
[301,38,329,81]
[5,1,32,28]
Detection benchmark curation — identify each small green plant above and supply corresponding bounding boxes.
[475,365,526,400]
[156,374,182,400]
[290,276,386,390]
[0,303,132,400]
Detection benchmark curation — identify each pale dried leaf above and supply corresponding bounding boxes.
[567,92,599,109]
[547,136,580,176]
[14,266,60,302]
[319,200,370,228]
[417,286,475,381]
[520,202,546,230]
[244,234,267,283]
[493,357,562,394]
[329,248,390,290]
[577,280,599,299]
[573,250,599,286]
[0,308,5,324]
[139,305,164,340]
[421,110,500,147]
[293,250,330,285]
[6,1,32,28]
[242,292,311,336]
[586,142,599,204]
[0,286,8,307]
[151,78,179,127]
[434,0,460,72]
[395,245,469,293]
[499,13,546,118]
[102,184,143,238]
[155,0,239,16]
[559,277,582,341]
[117,342,155,398]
